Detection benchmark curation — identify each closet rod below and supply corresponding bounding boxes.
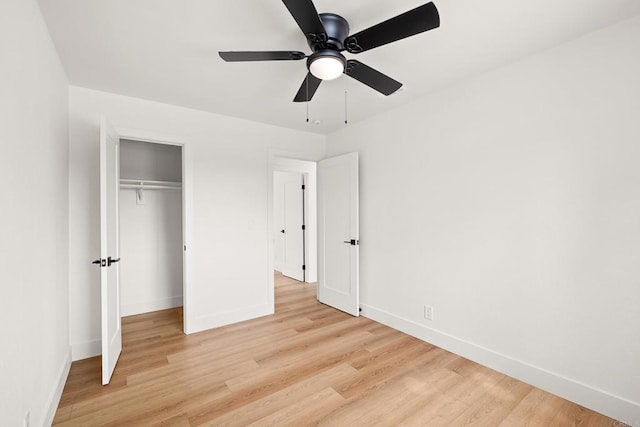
[120,179,182,190]
[120,184,181,190]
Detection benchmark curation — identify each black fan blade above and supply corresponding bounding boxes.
[219,51,306,62]
[293,73,322,102]
[345,2,440,53]
[282,0,327,44]
[345,60,402,96]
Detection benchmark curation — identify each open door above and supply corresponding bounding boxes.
[99,118,122,385]
[318,152,359,316]
[275,171,305,281]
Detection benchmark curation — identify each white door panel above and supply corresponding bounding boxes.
[283,173,304,281]
[275,171,305,281]
[100,118,122,385]
[318,152,359,316]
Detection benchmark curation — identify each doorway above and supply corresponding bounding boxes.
[270,156,318,312]
[268,152,360,318]
[99,119,190,384]
[119,139,184,324]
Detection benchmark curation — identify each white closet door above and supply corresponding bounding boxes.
[99,118,122,385]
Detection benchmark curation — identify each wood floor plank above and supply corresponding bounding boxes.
[448,376,534,426]
[248,387,345,427]
[187,363,360,426]
[335,339,438,399]
[255,327,375,369]
[53,273,623,426]
[55,359,253,424]
[498,387,558,426]
[225,345,373,396]
[159,414,190,427]
[327,352,465,426]
[319,371,441,426]
[162,328,298,373]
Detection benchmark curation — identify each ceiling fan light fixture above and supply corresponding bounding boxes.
[308,50,346,81]
[220,1,441,102]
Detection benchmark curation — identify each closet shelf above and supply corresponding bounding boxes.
[120,179,182,190]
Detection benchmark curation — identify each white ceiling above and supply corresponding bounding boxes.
[38,0,640,134]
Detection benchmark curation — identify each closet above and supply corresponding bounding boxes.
[119,139,183,317]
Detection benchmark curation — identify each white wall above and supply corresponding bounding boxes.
[0,1,70,426]
[120,189,183,316]
[326,16,640,423]
[68,86,326,359]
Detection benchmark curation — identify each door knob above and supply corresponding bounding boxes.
[92,258,107,267]
[280,229,285,234]
[107,257,121,267]
[343,239,359,246]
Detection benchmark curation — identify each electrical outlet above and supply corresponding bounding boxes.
[24,411,30,427]
[424,305,434,321]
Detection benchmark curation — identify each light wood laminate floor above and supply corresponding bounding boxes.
[54,273,623,426]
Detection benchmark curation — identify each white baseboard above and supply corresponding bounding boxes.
[121,296,183,317]
[43,347,71,426]
[186,304,273,335]
[71,339,101,361]
[360,303,640,425]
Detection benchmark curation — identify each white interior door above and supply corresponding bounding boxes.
[318,152,359,316]
[99,118,122,385]
[275,171,305,281]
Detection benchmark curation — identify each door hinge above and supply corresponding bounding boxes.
[301,224,306,230]
[302,265,306,270]
[301,184,306,190]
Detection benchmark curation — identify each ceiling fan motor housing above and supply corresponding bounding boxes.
[308,13,350,51]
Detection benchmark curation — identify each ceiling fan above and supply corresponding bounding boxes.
[219,0,440,102]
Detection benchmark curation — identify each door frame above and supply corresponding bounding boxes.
[115,126,191,333]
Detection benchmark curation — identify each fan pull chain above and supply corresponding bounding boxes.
[344,89,348,124]
[306,75,310,123]
[343,74,349,125]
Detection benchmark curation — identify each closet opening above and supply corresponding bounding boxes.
[118,138,184,332]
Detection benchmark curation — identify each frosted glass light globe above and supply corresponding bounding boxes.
[309,56,344,80]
